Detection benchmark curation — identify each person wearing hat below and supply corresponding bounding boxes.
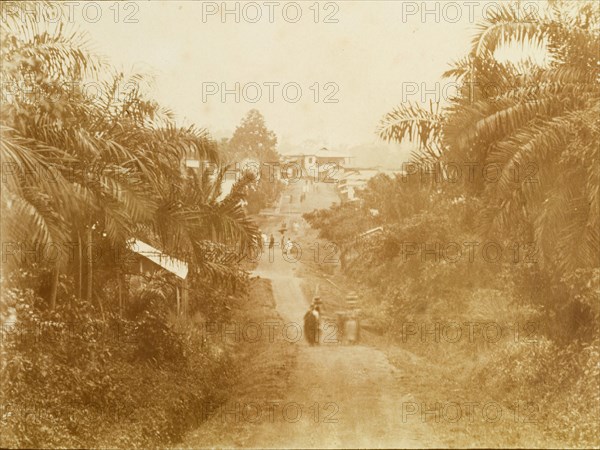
[269,233,275,250]
[303,304,317,346]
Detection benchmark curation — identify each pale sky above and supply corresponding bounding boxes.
[73,0,548,164]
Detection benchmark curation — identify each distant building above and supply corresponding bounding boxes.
[183,154,260,203]
[337,167,402,202]
[281,147,353,178]
[338,169,379,201]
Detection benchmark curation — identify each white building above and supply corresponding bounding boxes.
[281,147,353,178]
[338,168,401,201]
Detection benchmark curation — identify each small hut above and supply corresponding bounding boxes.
[126,239,189,316]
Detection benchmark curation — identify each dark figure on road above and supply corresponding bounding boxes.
[269,234,275,250]
[303,305,318,346]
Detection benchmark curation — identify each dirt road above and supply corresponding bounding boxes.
[183,181,440,448]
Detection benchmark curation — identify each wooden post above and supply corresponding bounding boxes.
[86,227,93,302]
[77,232,83,300]
[182,278,188,316]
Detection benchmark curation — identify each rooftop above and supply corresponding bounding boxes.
[127,239,189,279]
[282,147,352,159]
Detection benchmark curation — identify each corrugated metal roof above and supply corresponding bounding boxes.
[127,239,189,279]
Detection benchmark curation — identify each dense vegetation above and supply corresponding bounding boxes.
[306,1,599,446]
[0,2,261,446]
[0,0,598,447]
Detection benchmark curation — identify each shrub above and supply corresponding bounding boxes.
[0,276,237,448]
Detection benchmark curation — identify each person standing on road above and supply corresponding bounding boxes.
[345,310,359,345]
[284,238,293,257]
[269,234,275,250]
[312,303,321,345]
[261,233,268,247]
[303,305,317,346]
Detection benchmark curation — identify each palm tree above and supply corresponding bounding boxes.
[1,2,260,309]
[378,0,599,271]
[1,1,106,306]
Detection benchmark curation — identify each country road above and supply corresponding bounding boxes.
[182,181,441,448]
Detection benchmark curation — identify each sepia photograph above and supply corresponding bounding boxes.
[0,0,599,448]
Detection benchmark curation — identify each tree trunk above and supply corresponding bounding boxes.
[78,232,83,300]
[182,278,188,316]
[86,227,93,302]
[96,289,105,322]
[118,271,123,317]
[49,266,59,309]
